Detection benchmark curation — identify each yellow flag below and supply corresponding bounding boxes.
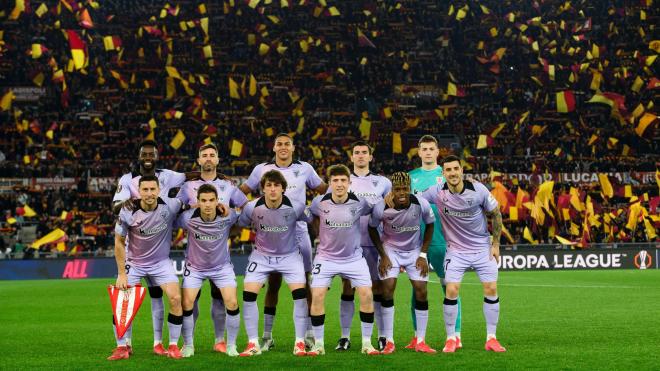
[509,207,518,221]
[555,236,577,245]
[523,227,538,244]
[635,113,657,136]
[310,145,322,159]
[170,129,185,150]
[1,90,15,111]
[249,74,257,96]
[328,6,340,16]
[259,43,270,55]
[166,77,176,99]
[230,139,243,157]
[359,118,371,139]
[392,132,402,154]
[240,228,251,241]
[228,77,240,99]
[31,228,67,249]
[476,134,488,149]
[23,205,37,217]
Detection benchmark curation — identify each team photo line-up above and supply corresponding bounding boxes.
[107,132,505,360]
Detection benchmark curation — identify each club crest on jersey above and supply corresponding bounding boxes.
[372,180,379,187]
[219,185,226,192]
[160,210,169,219]
[350,207,358,216]
[293,170,300,178]
[283,212,291,220]
[466,198,474,206]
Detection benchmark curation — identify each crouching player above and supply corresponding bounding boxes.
[108,175,185,360]
[178,184,241,357]
[307,165,381,356]
[368,172,436,354]
[237,170,312,357]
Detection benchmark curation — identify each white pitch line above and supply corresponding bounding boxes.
[426,279,639,289]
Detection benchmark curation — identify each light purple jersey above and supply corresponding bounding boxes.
[113,169,186,203]
[115,197,183,266]
[369,195,435,251]
[310,192,372,262]
[177,176,248,208]
[177,208,238,270]
[420,180,498,253]
[238,196,312,256]
[244,160,322,231]
[350,172,392,247]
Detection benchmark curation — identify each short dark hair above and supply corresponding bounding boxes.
[197,184,218,199]
[327,164,351,179]
[138,175,159,186]
[260,170,288,190]
[139,140,158,150]
[350,140,374,155]
[417,135,438,148]
[198,143,218,155]
[440,155,462,167]
[274,132,294,143]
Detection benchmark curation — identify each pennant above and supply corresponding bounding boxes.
[357,28,376,48]
[523,227,538,244]
[169,129,185,150]
[23,205,37,217]
[359,118,371,139]
[598,174,614,198]
[555,236,577,245]
[249,74,257,96]
[108,285,147,339]
[447,81,465,96]
[103,36,122,51]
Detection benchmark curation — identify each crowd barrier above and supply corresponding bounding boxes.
[0,244,657,280]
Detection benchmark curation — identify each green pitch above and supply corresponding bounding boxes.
[1,270,658,370]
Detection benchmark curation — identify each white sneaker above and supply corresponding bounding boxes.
[226,344,239,357]
[259,337,275,352]
[361,344,380,355]
[181,345,194,358]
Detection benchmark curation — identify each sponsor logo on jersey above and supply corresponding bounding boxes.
[391,225,420,233]
[139,223,168,235]
[194,233,222,241]
[259,224,289,232]
[443,207,477,218]
[325,220,354,228]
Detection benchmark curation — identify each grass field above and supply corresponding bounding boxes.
[1,270,659,370]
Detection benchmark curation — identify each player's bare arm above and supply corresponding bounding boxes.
[239,182,252,195]
[313,181,328,195]
[368,225,391,277]
[114,234,127,289]
[417,223,434,277]
[486,207,503,263]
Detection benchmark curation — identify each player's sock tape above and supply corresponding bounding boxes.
[444,298,458,305]
[415,300,429,310]
[359,311,374,323]
[243,291,258,302]
[291,288,306,300]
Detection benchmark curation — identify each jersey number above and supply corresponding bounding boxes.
[444,259,451,273]
[125,264,130,274]
[313,264,322,275]
[247,262,258,273]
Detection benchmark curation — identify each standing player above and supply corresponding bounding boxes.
[112,140,188,356]
[237,170,312,357]
[177,143,248,353]
[178,184,241,357]
[239,133,327,349]
[336,141,391,351]
[368,172,436,354]
[307,165,381,356]
[406,135,462,349]
[108,175,186,360]
[419,155,506,353]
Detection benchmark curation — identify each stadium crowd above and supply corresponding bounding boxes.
[0,0,657,256]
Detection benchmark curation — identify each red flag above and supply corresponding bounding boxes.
[646,77,660,90]
[108,285,146,338]
[66,30,87,69]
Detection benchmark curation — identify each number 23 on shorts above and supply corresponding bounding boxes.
[312,264,321,275]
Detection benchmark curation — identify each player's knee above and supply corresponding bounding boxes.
[484,286,497,297]
[242,291,258,302]
[414,285,428,301]
[291,288,306,300]
[182,296,196,310]
[357,288,373,304]
[148,286,163,298]
[169,293,182,308]
[224,297,238,310]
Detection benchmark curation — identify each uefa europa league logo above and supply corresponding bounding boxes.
[634,250,652,270]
